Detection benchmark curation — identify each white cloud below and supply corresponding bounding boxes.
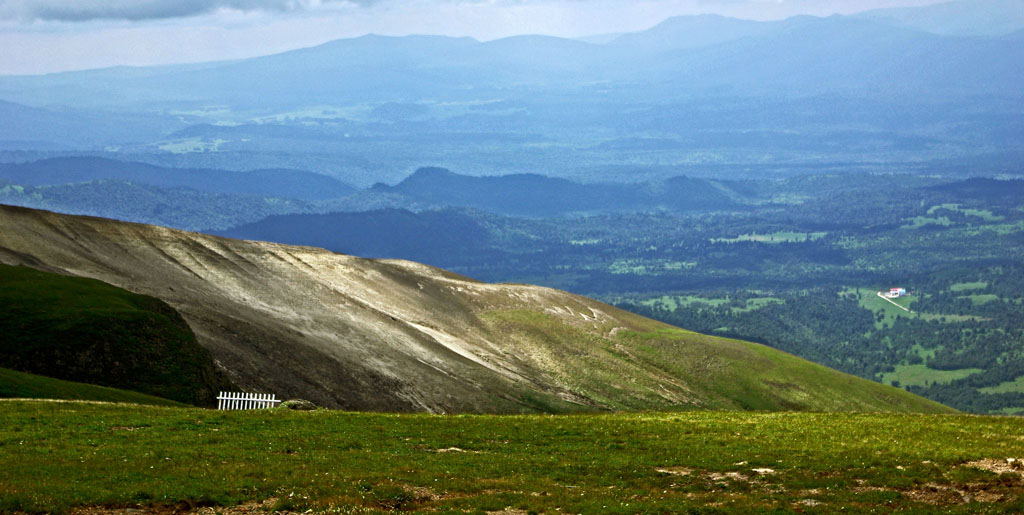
[0,0,366,22]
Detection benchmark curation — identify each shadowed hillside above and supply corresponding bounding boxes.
[0,264,230,405]
[0,367,185,407]
[0,204,952,414]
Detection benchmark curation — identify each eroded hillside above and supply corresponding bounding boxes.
[0,204,950,413]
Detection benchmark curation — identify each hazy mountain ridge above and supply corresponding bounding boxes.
[0,99,180,149]
[648,15,1024,97]
[0,160,753,234]
[0,157,356,200]
[370,167,743,216]
[0,8,1020,183]
[859,0,1024,37]
[0,205,950,414]
[0,179,315,231]
[0,12,1019,108]
[607,14,778,52]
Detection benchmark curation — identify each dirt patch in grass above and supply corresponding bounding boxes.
[401,485,443,502]
[72,499,280,515]
[431,446,484,454]
[656,466,693,476]
[850,479,1019,506]
[902,484,967,505]
[964,458,1024,476]
[708,471,750,482]
[658,466,779,483]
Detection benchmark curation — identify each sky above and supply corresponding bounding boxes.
[0,0,951,75]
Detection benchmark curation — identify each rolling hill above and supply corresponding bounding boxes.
[0,204,951,414]
[0,367,185,407]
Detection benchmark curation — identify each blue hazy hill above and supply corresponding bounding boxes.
[371,167,741,216]
[859,0,1024,37]
[0,13,1019,109]
[0,157,356,201]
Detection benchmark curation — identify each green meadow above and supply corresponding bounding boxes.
[2,401,1024,513]
[880,364,983,388]
[0,368,183,407]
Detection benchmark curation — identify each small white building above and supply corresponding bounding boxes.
[888,287,907,298]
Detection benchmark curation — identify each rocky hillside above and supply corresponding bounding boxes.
[0,204,951,414]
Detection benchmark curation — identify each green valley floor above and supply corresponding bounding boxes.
[2,401,1024,513]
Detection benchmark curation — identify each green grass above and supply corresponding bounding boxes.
[157,138,226,153]
[965,294,1001,305]
[0,367,183,407]
[879,365,983,388]
[888,294,916,310]
[926,203,955,215]
[980,376,1024,395]
[608,259,696,275]
[927,204,1004,222]
[481,308,949,414]
[640,295,781,314]
[1,401,1022,513]
[846,288,915,329]
[732,297,784,313]
[910,344,938,361]
[615,327,951,413]
[640,294,730,311]
[985,220,1024,235]
[844,287,980,328]
[0,264,229,406]
[949,281,988,292]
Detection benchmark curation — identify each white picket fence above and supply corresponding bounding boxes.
[216,391,281,410]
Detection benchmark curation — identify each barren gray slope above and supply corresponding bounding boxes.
[0,205,953,414]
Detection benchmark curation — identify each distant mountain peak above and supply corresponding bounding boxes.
[404,167,457,181]
[610,13,777,51]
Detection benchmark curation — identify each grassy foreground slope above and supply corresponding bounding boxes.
[0,204,948,414]
[1,401,1022,513]
[0,264,230,406]
[0,367,183,406]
